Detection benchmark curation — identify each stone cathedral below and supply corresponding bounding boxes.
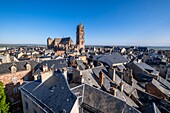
[47,23,85,52]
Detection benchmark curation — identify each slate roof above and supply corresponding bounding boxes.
[140,102,161,113]
[131,88,170,112]
[157,76,170,89]
[71,84,140,113]
[92,66,112,91]
[76,60,86,70]
[20,70,77,113]
[54,37,73,45]
[135,62,159,75]
[34,59,67,75]
[151,79,170,97]
[0,60,38,74]
[81,68,100,88]
[95,52,128,67]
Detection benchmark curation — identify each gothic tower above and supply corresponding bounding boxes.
[76,23,85,49]
[47,37,53,49]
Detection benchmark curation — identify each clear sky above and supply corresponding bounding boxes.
[0,0,170,46]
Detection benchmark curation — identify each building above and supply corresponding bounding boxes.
[20,70,140,113]
[47,37,74,51]
[20,70,78,113]
[47,23,85,52]
[0,60,38,111]
[76,23,85,50]
[128,62,159,81]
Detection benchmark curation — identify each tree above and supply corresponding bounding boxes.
[0,82,10,113]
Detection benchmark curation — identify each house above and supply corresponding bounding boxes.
[33,59,67,80]
[145,79,170,101]
[137,47,148,52]
[128,62,159,81]
[159,63,170,81]
[0,60,38,111]
[71,84,140,113]
[0,53,11,64]
[20,70,79,113]
[94,52,128,67]
[129,87,170,112]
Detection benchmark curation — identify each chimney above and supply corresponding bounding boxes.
[43,63,48,72]
[108,67,116,81]
[81,75,84,84]
[110,87,117,97]
[39,71,53,83]
[120,82,124,92]
[129,69,133,85]
[90,62,94,68]
[99,71,104,86]
[113,68,116,81]
[62,68,67,80]
[36,57,40,62]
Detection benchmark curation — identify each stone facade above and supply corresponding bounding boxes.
[47,37,74,51]
[76,23,85,50]
[47,23,85,52]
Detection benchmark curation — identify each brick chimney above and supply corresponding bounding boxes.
[99,71,104,86]
[120,82,124,92]
[110,87,117,97]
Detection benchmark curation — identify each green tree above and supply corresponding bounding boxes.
[0,82,10,113]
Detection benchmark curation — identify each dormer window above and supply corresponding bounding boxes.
[26,63,31,70]
[10,63,17,73]
[42,63,48,72]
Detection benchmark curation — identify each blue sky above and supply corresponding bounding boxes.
[0,0,170,46]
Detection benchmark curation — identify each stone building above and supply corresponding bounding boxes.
[0,60,38,111]
[76,23,85,50]
[47,37,74,52]
[47,23,85,52]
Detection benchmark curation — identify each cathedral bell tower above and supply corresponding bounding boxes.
[76,23,85,50]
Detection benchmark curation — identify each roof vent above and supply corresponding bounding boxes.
[49,86,56,92]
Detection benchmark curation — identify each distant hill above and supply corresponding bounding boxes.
[0,44,46,48]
